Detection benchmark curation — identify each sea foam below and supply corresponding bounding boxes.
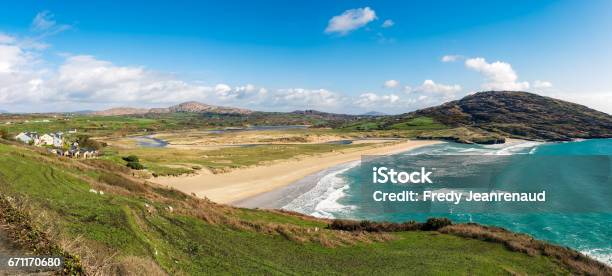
[282,161,360,219]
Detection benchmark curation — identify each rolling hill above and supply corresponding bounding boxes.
[414,91,612,141]
[345,91,612,144]
[361,111,387,116]
[91,107,150,116]
[93,101,252,116]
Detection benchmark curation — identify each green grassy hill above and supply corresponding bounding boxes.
[0,141,608,275]
[343,91,612,144]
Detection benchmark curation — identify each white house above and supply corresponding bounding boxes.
[39,134,54,146]
[52,132,64,148]
[15,132,40,145]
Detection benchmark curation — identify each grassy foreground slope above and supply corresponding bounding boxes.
[0,142,605,275]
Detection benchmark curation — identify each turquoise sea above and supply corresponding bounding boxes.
[282,139,612,265]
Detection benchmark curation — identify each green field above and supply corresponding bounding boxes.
[0,111,357,138]
[0,114,160,137]
[103,143,370,176]
[342,116,447,133]
[0,141,598,274]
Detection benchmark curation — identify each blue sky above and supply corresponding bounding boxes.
[1,0,611,113]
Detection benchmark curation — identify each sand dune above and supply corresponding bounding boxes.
[151,140,442,204]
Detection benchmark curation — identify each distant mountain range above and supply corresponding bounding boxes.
[361,111,387,116]
[89,91,612,143]
[92,101,252,116]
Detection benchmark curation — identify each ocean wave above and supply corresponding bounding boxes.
[482,141,543,155]
[406,141,543,156]
[580,248,612,266]
[281,161,360,219]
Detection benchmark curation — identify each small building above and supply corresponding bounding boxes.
[52,132,64,148]
[78,148,99,159]
[39,134,54,146]
[15,132,40,145]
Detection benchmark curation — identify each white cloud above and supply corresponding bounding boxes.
[352,86,461,112]
[384,79,400,88]
[545,91,612,114]
[465,57,530,90]
[30,11,71,39]
[214,83,232,97]
[441,55,462,62]
[273,88,342,108]
[381,19,394,28]
[0,40,345,112]
[31,11,55,31]
[325,7,377,35]
[0,44,28,73]
[533,80,553,89]
[0,41,49,105]
[54,55,215,104]
[354,93,399,108]
[7,11,72,52]
[415,79,462,94]
[215,83,268,102]
[0,33,16,44]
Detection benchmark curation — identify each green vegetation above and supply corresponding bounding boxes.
[0,114,161,137]
[0,128,10,140]
[104,143,370,176]
[120,155,145,170]
[329,218,452,232]
[0,141,608,274]
[126,161,145,170]
[389,116,447,130]
[0,110,360,139]
[343,116,447,132]
[76,134,104,150]
[342,116,506,144]
[122,155,140,163]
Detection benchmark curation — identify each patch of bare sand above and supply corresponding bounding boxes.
[151,140,442,204]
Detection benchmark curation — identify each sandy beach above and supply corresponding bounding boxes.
[151,139,441,204]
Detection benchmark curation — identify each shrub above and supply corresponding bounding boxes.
[122,155,140,162]
[76,135,104,150]
[422,217,452,231]
[329,219,421,232]
[0,129,11,140]
[126,161,144,170]
[329,218,452,232]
